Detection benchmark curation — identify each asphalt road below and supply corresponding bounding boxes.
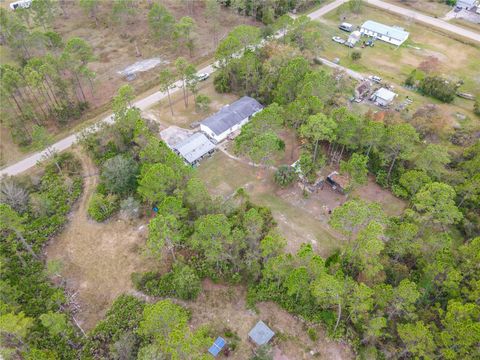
[366,0,480,43]
[1,0,478,176]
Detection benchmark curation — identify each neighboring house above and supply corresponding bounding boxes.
[326,171,350,193]
[371,87,397,106]
[172,132,215,166]
[200,96,263,143]
[457,0,477,10]
[346,30,362,47]
[360,20,409,46]
[248,321,275,346]
[355,80,371,99]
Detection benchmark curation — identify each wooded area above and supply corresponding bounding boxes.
[1,1,479,359]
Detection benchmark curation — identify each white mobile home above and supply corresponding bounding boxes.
[456,0,477,10]
[200,96,263,143]
[360,20,409,46]
[10,0,31,10]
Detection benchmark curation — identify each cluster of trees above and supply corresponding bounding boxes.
[0,7,95,146]
[220,0,325,24]
[418,75,457,103]
[0,153,84,359]
[212,20,479,357]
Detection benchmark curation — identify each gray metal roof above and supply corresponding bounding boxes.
[361,20,409,42]
[173,132,215,164]
[248,321,275,346]
[201,96,263,136]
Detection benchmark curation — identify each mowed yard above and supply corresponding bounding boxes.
[318,4,480,118]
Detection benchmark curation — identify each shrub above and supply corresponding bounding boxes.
[351,51,361,61]
[214,71,231,93]
[101,154,139,195]
[274,165,297,187]
[195,94,211,113]
[133,263,202,300]
[307,327,318,341]
[87,193,118,222]
[119,196,141,220]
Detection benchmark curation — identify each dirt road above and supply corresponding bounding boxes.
[45,151,156,330]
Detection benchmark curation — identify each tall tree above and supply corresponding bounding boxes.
[382,123,419,182]
[148,3,175,41]
[300,113,337,163]
[174,16,196,57]
[147,214,183,260]
[79,0,99,26]
[158,69,175,116]
[204,0,221,47]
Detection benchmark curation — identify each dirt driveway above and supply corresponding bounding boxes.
[45,150,158,331]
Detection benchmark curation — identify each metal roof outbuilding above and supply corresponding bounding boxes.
[173,132,215,165]
[248,321,275,346]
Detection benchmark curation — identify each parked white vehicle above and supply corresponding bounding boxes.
[10,0,32,10]
[197,73,209,81]
[332,36,346,44]
[369,75,382,83]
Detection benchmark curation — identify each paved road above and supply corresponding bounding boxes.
[365,0,480,42]
[2,0,478,176]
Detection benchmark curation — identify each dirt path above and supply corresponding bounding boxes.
[45,149,157,331]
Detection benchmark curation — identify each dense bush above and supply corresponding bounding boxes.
[418,76,456,103]
[0,154,83,359]
[274,165,298,187]
[133,263,202,301]
[101,154,139,195]
[87,193,119,222]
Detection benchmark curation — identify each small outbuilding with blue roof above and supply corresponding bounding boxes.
[208,337,226,357]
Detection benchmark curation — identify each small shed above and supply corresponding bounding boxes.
[248,321,275,346]
[371,87,397,107]
[346,30,362,47]
[173,132,216,166]
[326,171,350,193]
[208,337,226,357]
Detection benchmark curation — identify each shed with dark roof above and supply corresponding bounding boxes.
[200,96,263,142]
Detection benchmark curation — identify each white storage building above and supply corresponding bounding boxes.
[200,96,263,143]
[360,20,409,46]
[371,88,397,107]
[456,0,477,10]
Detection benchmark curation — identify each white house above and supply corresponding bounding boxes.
[371,88,397,107]
[200,96,263,143]
[457,0,477,10]
[360,20,409,46]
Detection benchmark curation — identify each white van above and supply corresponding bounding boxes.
[339,22,354,32]
[10,0,32,10]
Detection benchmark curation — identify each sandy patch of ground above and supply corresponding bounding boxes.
[44,150,158,331]
[185,280,354,360]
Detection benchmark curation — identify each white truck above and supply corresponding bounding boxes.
[10,0,32,10]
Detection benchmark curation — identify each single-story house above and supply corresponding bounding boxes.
[457,0,477,10]
[172,132,215,166]
[360,20,409,46]
[346,30,362,47]
[326,171,350,193]
[248,321,275,346]
[200,96,263,143]
[371,87,397,107]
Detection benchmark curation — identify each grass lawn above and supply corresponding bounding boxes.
[318,4,480,119]
[197,151,345,256]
